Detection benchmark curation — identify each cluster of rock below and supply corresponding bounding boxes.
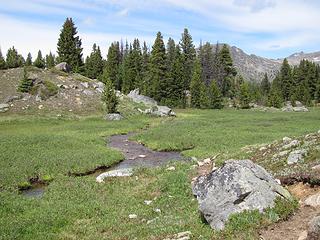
[0,103,9,113]
[281,101,309,112]
[192,160,292,230]
[127,89,176,117]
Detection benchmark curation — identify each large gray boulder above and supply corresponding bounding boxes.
[104,113,123,121]
[192,160,292,230]
[127,89,158,106]
[308,216,320,240]
[282,101,309,112]
[55,62,71,73]
[152,105,176,117]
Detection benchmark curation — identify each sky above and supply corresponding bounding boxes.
[0,0,320,60]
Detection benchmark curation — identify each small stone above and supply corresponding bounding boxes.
[154,208,161,213]
[308,216,320,239]
[144,200,152,205]
[38,105,43,110]
[129,214,137,219]
[287,149,307,165]
[167,166,176,171]
[278,150,289,157]
[197,161,204,167]
[282,140,300,150]
[69,109,73,112]
[312,165,320,170]
[259,146,267,151]
[297,230,308,240]
[203,158,211,164]
[212,166,218,171]
[138,154,146,158]
[282,137,292,143]
[176,231,192,239]
[275,179,281,185]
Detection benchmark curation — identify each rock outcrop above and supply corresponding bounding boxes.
[282,101,309,112]
[192,160,292,230]
[104,113,123,121]
[55,62,71,73]
[0,103,9,113]
[96,168,133,183]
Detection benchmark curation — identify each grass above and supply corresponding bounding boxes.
[0,108,319,239]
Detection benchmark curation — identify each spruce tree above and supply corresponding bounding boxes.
[279,58,292,100]
[18,67,33,92]
[239,82,251,109]
[268,78,283,108]
[219,44,236,96]
[140,41,150,95]
[6,46,20,68]
[105,42,121,88]
[101,72,118,114]
[209,80,223,109]
[25,53,32,66]
[315,83,320,103]
[200,42,214,86]
[0,49,6,69]
[260,73,270,95]
[85,43,104,79]
[121,44,136,93]
[180,28,196,91]
[190,59,206,108]
[148,32,166,101]
[33,50,45,68]
[46,52,56,69]
[57,18,83,72]
[132,39,143,89]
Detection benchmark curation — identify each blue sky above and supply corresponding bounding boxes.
[1,0,320,59]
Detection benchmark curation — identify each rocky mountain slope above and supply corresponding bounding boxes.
[228,46,320,82]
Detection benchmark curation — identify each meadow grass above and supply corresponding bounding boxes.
[0,108,319,239]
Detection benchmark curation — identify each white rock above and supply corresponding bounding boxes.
[197,161,204,167]
[203,158,211,164]
[304,192,320,207]
[287,149,307,165]
[80,82,89,88]
[38,105,43,110]
[297,230,308,240]
[167,166,176,171]
[259,146,267,151]
[129,214,137,219]
[138,155,146,158]
[96,168,133,183]
[144,200,152,205]
[212,166,218,172]
[282,140,300,150]
[154,208,161,213]
[282,137,292,143]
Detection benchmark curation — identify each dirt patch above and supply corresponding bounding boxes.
[259,183,320,240]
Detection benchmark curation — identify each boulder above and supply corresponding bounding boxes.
[282,139,300,150]
[152,105,176,117]
[281,101,309,112]
[55,62,71,73]
[307,216,320,240]
[104,113,123,121]
[192,160,292,230]
[287,149,307,165]
[96,168,133,182]
[127,89,158,106]
[304,192,320,207]
[0,103,9,113]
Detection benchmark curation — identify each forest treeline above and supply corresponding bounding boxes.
[1,18,319,108]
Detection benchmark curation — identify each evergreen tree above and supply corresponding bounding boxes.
[85,43,104,79]
[57,18,83,72]
[219,44,236,96]
[33,50,45,68]
[180,28,196,91]
[166,38,176,73]
[260,73,271,95]
[6,46,21,68]
[105,42,121,88]
[209,80,223,109]
[101,74,118,114]
[0,49,6,69]
[199,42,214,86]
[18,67,33,92]
[25,53,32,66]
[148,32,166,101]
[190,59,206,108]
[315,83,320,103]
[268,77,283,108]
[121,44,136,93]
[279,58,292,100]
[132,38,143,89]
[140,41,150,95]
[46,52,56,69]
[239,82,250,109]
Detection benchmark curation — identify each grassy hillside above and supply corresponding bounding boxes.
[1,109,319,239]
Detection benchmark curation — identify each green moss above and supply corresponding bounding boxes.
[17,181,31,190]
[42,175,54,183]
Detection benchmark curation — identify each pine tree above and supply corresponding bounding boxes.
[18,67,33,92]
[180,28,196,91]
[57,18,83,72]
[121,44,136,93]
[279,58,292,100]
[239,82,251,109]
[209,80,223,109]
[140,41,150,95]
[260,73,271,95]
[33,50,45,68]
[315,83,320,103]
[268,77,283,108]
[0,49,6,69]
[132,39,143,89]
[101,72,118,114]
[46,52,56,69]
[6,46,20,68]
[25,53,32,66]
[85,43,104,79]
[200,42,214,86]
[148,32,166,101]
[105,42,121,88]
[219,44,236,96]
[190,59,206,108]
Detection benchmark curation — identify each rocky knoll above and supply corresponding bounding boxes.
[192,160,292,230]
